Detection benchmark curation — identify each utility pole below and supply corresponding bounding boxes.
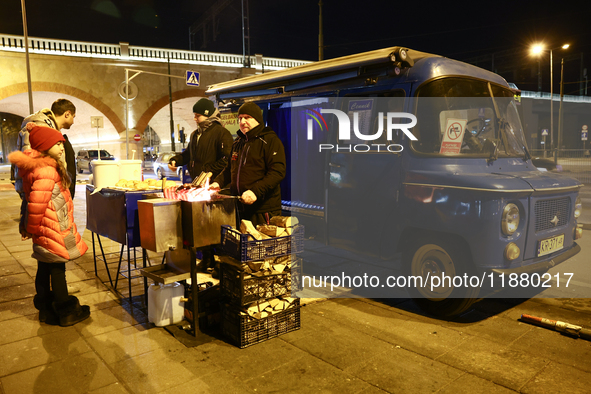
[21,0,33,113]
[318,0,324,61]
[241,0,251,67]
[168,56,175,152]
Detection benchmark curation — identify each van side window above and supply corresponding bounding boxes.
[340,90,406,151]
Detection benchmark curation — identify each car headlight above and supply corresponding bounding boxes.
[502,203,520,236]
[574,196,582,218]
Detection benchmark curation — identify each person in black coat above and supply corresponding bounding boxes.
[211,101,286,227]
[168,98,233,182]
[168,98,233,273]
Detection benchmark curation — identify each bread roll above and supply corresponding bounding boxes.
[134,181,149,190]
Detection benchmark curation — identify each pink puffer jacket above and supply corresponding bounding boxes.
[8,150,87,262]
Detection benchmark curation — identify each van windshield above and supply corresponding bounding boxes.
[412,78,527,159]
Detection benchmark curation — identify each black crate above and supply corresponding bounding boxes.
[220,260,300,306]
[183,282,221,329]
[220,224,304,263]
[222,299,301,348]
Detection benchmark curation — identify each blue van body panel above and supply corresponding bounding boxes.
[405,56,509,88]
[205,46,581,278]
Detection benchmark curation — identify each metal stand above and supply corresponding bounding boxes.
[186,247,215,343]
[91,231,143,302]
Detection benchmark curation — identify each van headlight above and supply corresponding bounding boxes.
[502,203,520,236]
[574,196,582,218]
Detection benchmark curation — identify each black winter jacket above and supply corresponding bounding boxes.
[63,135,76,198]
[170,121,233,181]
[215,124,286,215]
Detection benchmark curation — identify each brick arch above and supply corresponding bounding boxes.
[0,82,125,133]
[135,88,207,135]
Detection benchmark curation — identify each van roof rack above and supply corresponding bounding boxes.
[206,46,434,100]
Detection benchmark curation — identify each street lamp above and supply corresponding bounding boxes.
[530,43,569,162]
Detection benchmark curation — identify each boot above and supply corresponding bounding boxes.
[33,293,59,325]
[52,295,91,327]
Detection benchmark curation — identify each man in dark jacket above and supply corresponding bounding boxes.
[211,101,286,227]
[168,98,233,183]
[169,98,233,273]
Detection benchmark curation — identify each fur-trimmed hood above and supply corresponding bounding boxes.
[8,150,58,174]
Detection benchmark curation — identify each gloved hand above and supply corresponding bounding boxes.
[240,190,257,205]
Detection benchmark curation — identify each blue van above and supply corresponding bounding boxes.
[206,47,583,317]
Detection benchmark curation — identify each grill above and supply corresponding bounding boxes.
[534,197,570,233]
[138,194,237,251]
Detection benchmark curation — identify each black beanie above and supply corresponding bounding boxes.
[193,98,215,117]
[238,102,264,125]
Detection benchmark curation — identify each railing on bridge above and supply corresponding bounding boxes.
[530,149,591,184]
[521,90,591,104]
[0,34,311,71]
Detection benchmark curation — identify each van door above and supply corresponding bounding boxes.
[327,91,406,259]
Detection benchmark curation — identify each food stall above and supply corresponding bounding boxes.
[86,184,164,300]
[86,173,303,346]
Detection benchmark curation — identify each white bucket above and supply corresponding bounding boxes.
[119,159,142,181]
[147,282,185,327]
[91,160,120,189]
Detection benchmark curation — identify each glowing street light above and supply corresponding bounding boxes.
[530,43,570,162]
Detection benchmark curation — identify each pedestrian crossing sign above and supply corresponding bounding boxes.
[186,70,200,87]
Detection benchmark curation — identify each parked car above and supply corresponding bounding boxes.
[76,149,115,173]
[144,152,157,162]
[153,152,183,179]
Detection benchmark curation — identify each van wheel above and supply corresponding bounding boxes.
[77,165,83,174]
[157,168,164,179]
[404,237,479,318]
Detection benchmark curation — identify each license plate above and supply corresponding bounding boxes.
[537,234,564,257]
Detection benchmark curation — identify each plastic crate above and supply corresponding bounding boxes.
[183,282,221,329]
[220,224,304,263]
[220,259,300,306]
[221,299,301,348]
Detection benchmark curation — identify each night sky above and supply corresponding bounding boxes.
[1,0,590,94]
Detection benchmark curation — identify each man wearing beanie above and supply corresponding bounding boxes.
[212,101,286,227]
[168,98,233,273]
[168,98,233,182]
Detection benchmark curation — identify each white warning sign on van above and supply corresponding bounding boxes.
[440,118,467,154]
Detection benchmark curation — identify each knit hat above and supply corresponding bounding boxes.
[192,98,215,117]
[238,102,263,124]
[27,123,65,152]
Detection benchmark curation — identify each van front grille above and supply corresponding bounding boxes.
[534,198,570,233]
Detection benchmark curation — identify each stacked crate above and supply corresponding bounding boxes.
[219,223,304,348]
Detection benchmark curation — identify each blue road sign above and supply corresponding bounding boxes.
[186,71,200,87]
[582,131,588,141]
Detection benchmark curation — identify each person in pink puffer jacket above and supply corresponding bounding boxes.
[8,123,90,327]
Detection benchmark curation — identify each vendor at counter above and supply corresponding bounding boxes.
[168,98,233,182]
[169,98,233,274]
[210,102,286,227]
